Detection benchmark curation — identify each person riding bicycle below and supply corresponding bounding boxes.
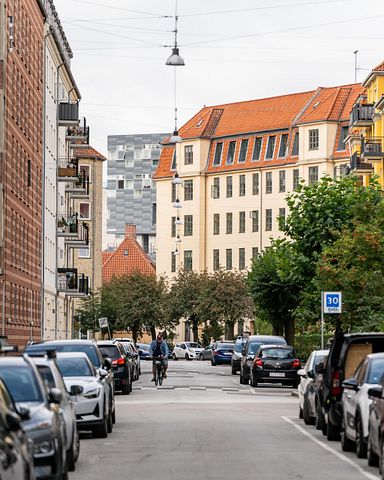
[149,334,169,382]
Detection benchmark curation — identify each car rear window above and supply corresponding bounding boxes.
[98,345,121,360]
[261,348,295,359]
[216,343,234,350]
[56,357,94,377]
[26,344,101,368]
[0,366,44,403]
[367,358,384,384]
[186,343,201,348]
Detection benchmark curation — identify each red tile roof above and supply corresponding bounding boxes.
[72,146,106,161]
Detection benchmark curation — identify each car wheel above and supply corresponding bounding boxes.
[173,353,178,361]
[240,372,249,385]
[341,415,355,452]
[327,420,340,441]
[185,353,190,361]
[199,353,203,361]
[251,375,258,388]
[367,432,379,467]
[112,407,116,424]
[303,395,315,425]
[107,410,113,433]
[211,358,216,366]
[93,403,108,438]
[67,428,79,472]
[62,465,69,480]
[122,379,130,395]
[355,414,367,458]
[231,364,237,375]
[299,406,303,419]
[380,440,384,479]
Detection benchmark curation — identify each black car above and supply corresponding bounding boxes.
[239,335,287,385]
[98,341,132,395]
[113,339,141,379]
[231,336,248,375]
[367,380,384,470]
[0,378,35,480]
[0,356,67,480]
[251,345,301,387]
[317,331,384,441]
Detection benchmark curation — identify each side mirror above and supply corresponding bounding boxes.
[307,370,315,379]
[315,362,325,374]
[103,357,112,369]
[49,387,63,404]
[70,385,84,396]
[368,386,383,399]
[297,369,306,377]
[342,378,359,391]
[17,406,30,421]
[98,368,108,379]
[6,411,22,431]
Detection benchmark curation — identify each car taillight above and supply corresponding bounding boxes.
[331,370,342,397]
[112,357,125,366]
[255,358,263,368]
[213,351,219,355]
[292,359,301,369]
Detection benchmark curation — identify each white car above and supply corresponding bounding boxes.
[341,352,384,457]
[297,349,328,424]
[173,342,204,360]
[55,352,112,438]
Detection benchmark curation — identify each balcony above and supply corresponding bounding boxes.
[360,138,384,161]
[350,104,374,127]
[57,214,79,237]
[58,158,79,182]
[58,102,79,126]
[57,268,89,297]
[349,152,373,174]
[65,222,89,248]
[66,117,90,147]
[65,172,90,198]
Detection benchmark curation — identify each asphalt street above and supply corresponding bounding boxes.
[71,360,380,480]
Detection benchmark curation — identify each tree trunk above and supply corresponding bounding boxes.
[283,317,295,346]
[237,320,244,336]
[225,321,235,340]
[150,325,156,341]
[132,325,139,344]
[191,314,199,343]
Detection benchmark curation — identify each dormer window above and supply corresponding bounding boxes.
[238,139,248,163]
[265,136,276,159]
[213,142,223,166]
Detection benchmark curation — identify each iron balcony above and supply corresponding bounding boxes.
[58,102,79,126]
[349,152,373,174]
[66,117,90,146]
[57,268,89,297]
[350,104,374,127]
[65,172,90,198]
[360,138,384,161]
[58,158,79,182]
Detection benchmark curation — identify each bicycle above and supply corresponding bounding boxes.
[153,356,165,386]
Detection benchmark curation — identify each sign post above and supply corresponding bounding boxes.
[98,317,111,339]
[321,292,342,349]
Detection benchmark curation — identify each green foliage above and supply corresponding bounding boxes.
[294,333,333,361]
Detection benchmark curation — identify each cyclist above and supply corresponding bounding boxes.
[149,334,169,382]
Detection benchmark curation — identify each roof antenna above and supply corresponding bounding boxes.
[354,50,359,83]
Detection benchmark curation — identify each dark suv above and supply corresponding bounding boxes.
[97,341,132,394]
[318,331,384,441]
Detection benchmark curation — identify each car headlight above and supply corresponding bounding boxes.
[33,439,55,457]
[83,387,101,399]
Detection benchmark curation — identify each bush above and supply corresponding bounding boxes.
[294,333,333,362]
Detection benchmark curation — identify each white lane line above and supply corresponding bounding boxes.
[282,416,380,480]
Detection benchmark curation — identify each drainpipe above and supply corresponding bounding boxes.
[259,167,263,252]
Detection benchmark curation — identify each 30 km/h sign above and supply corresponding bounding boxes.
[323,292,342,314]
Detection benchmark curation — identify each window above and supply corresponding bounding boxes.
[279,170,286,193]
[79,202,90,220]
[252,173,259,195]
[226,176,233,198]
[80,164,91,183]
[211,177,220,199]
[251,210,259,232]
[171,183,176,202]
[309,166,318,184]
[184,145,193,165]
[152,203,157,226]
[239,248,245,270]
[133,189,142,198]
[184,179,193,201]
[226,213,233,234]
[252,137,262,161]
[238,139,248,163]
[239,175,246,196]
[27,160,31,187]
[278,134,288,158]
[171,252,176,273]
[252,247,259,259]
[292,132,299,156]
[213,142,223,166]
[184,250,192,271]
[309,129,319,150]
[125,179,133,189]
[117,179,124,190]
[337,126,349,151]
[265,209,272,231]
[171,217,176,237]
[213,249,220,271]
[227,141,236,165]
[226,249,232,270]
[213,213,220,235]
[125,159,133,168]
[78,247,90,258]
[278,208,286,230]
[265,136,276,159]
[171,150,177,170]
[293,169,300,190]
[184,215,193,236]
[265,172,272,194]
[239,211,245,233]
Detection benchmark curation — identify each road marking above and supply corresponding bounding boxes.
[282,416,380,480]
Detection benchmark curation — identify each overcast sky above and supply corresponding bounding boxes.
[54,0,384,156]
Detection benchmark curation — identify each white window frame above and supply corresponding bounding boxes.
[79,202,91,220]
[79,164,91,183]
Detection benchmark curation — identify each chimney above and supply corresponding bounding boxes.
[125,224,136,239]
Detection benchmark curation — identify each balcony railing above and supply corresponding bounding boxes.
[360,138,384,160]
[349,152,373,173]
[65,173,90,197]
[350,104,374,127]
[65,222,89,248]
[66,117,90,146]
[58,102,79,126]
[58,158,79,181]
[57,268,89,296]
[57,214,79,237]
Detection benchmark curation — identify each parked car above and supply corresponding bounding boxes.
[239,335,287,385]
[173,342,204,360]
[231,336,248,375]
[0,378,35,480]
[116,340,141,380]
[340,352,384,457]
[0,355,67,480]
[137,343,151,360]
[297,349,328,424]
[55,352,113,438]
[211,341,235,365]
[25,339,116,426]
[367,378,384,469]
[317,331,384,441]
[199,344,215,361]
[98,341,132,394]
[31,352,80,471]
[250,344,301,387]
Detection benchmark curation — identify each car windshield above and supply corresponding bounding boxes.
[248,342,263,355]
[261,348,294,359]
[186,343,201,348]
[217,343,234,350]
[98,345,120,360]
[27,344,101,368]
[56,357,94,377]
[0,365,44,403]
[367,358,384,384]
[234,343,243,353]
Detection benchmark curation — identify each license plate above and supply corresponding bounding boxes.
[269,372,285,377]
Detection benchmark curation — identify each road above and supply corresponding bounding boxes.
[71,360,380,480]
